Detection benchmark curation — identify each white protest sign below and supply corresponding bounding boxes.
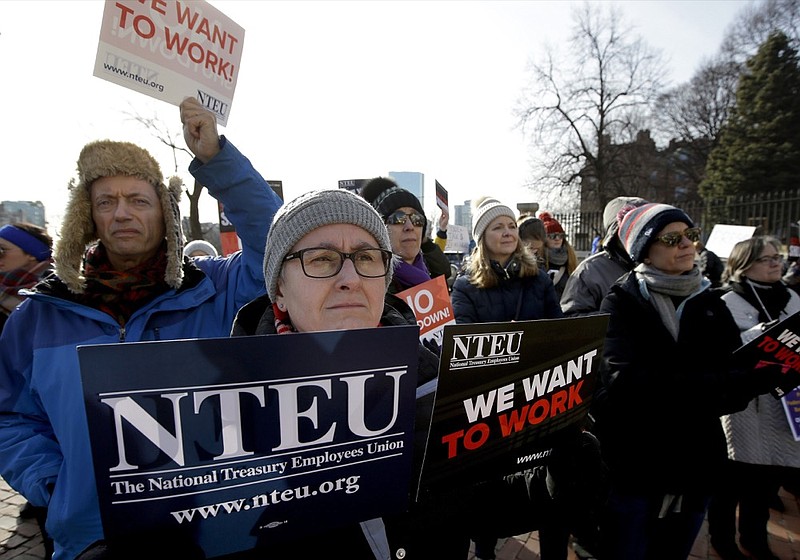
[705,224,757,260]
[94,0,244,126]
[444,224,470,255]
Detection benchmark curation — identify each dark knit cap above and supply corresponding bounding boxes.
[360,177,427,231]
[264,188,393,300]
[618,203,694,263]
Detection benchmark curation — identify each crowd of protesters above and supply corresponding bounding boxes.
[1,97,799,560]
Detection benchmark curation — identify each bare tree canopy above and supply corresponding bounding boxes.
[515,2,667,211]
[721,0,800,63]
[656,57,739,146]
[652,0,800,193]
[653,56,740,186]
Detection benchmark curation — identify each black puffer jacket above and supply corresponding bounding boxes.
[593,272,766,496]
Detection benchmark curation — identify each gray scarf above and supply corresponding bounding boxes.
[548,246,568,267]
[635,263,707,341]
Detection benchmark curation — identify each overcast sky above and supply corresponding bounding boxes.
[0,0,755,235]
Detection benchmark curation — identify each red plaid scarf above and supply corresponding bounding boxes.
[0,260,52,316]
[79,242,170,326]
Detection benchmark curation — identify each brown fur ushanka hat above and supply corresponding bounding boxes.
[54,140,184,294]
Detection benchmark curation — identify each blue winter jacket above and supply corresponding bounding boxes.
[0,138,282,560]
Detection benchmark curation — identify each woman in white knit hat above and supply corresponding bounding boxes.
[593,203,800,560]
[451,196,576,560]
[451,196,562,325]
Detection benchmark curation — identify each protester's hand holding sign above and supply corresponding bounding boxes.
[181,97,221,163]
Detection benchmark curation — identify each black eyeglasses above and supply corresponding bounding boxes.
[655,227,702,247]
[385,210,425,227]
[754,254,784,265]
[547,233,567,240]
[283,247,393,279]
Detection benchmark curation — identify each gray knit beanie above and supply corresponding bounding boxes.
[264,189,393,301]
[54,140,184,294]
[471,196,515,241]
[618,202,694,263]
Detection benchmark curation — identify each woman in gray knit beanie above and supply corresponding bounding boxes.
[254,188,393,333]
[230,188,466,558]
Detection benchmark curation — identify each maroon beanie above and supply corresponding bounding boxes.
[538,212,564,235]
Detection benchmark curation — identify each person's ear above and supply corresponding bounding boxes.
[274,281,287,311]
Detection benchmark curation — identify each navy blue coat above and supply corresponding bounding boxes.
[450,260,563,324]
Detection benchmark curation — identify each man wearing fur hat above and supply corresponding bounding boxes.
[0,97,282,560]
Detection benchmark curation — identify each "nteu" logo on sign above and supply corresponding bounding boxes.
[449,331,523,369]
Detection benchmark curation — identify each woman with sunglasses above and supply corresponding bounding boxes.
[706,236,800,560]
[592,204,799,559]
[538,212,577,300]
[360,177,451,295]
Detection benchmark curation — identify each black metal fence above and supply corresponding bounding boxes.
[551,189,800,255]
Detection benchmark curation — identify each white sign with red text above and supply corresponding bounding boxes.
[94,0,245,125]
